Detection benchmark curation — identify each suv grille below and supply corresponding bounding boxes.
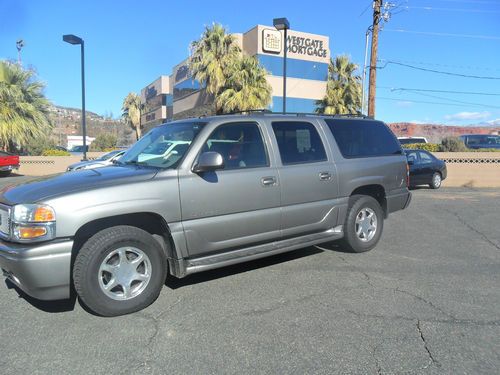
[0,205,10,237]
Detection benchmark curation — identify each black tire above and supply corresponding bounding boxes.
[429,172,442,189]
[0,170,12,177]
[338,195,384,253]
[73,225,167,316]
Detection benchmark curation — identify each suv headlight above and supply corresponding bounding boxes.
[11,204,56,242]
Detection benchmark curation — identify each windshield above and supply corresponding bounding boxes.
[96,150,121,161]
[119,122,206,168]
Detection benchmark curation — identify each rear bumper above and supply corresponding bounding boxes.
[0,239,73,300]
[386,188,412,215]
[0,165,19,171]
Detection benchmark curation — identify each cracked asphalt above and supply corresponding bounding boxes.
[0,182,499,374]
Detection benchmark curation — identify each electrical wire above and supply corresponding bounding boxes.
[377,97,496,108]
[384,29,500,41]
[406,6,500,13]
[379,87,500,96]
[407,91,500,109]
[377,61,500,79]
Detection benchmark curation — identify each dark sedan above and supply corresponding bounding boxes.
[404,149,447,189]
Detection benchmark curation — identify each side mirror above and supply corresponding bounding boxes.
[193,151,225,173]
[407,158,415,166]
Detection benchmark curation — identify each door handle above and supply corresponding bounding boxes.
[261,176,277,187]
[319,172,332,181]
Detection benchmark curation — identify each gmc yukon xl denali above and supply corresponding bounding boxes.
[0,114,411,316]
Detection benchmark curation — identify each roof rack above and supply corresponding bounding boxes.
[212,110,372,119]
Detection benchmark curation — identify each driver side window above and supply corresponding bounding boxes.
[203,122,269,170]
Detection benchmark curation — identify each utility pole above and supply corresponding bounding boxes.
[367,0,382,118]
[16,39,24,65]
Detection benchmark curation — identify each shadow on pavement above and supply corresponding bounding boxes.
[166,246,325,290]
[5,279,77,313]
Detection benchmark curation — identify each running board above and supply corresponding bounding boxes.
[169,225,343,278]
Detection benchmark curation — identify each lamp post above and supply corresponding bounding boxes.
[361,26,373,115]
[63,34,87,161]
[16,39,24,65]
[273,17,290,113]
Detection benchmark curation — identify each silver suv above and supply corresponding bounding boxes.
[0,114,411,316]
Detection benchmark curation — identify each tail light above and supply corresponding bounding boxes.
[406,163,410,187]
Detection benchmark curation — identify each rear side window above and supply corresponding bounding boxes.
[325,119,402,158]
[272,121,327,165]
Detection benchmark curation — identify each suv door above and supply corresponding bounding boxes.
[178,121,281,257]
[270,119,339,237]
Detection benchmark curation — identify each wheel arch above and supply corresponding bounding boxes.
[350,184,387,217]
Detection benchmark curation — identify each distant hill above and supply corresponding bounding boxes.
[388,122,500,143]
[48,105,135,146]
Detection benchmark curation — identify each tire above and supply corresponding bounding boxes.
[0,170,12,177]
[73,225,168,316]
[429,172,442,189]
[338,195,384,253]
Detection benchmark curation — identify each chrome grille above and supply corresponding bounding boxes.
[0,206,10,236]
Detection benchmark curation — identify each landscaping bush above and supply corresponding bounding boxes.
[42,149,71,156]
[90,133,118,151]
[403,143,440,152]
[439,137,468,152]
[25,136,57,156]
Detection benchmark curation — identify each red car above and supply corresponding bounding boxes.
[0,151,20,177]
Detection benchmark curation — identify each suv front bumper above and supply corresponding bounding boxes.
[0,239,73,300]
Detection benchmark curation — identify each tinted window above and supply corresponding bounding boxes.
[272,121,327,165]
[405,150,418,164]
[325,119,402,158]
[203,122,268,169]
[399,138,426,145]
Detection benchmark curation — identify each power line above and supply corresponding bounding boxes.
[378,58,500,72]
[406,6,500,13]
[435,0,500,4]
[384,28,500,41]
[409,91,500,109]
[379,87,500,96]
[377,60,500,79]
[377,97,499,108]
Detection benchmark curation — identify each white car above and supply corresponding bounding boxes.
[67,150,125,171]
[397,136,428,145]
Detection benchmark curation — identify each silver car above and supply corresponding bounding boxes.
[67,150,125,171]
[0,114,411,316]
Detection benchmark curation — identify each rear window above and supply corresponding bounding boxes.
[325,119,402,158]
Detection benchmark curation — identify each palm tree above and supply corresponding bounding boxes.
[216,55,272,113]
[316,55,362,115]
[0,60,52,151]
[122,92,142,140]
[189,23,241,114]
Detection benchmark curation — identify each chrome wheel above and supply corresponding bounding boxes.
[355,207,377,242]
[432,173,441,188]
[98,247,152,301]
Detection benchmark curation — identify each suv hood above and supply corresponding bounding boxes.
[0,165,159,205]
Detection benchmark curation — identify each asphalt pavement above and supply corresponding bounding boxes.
[0,175,499,374]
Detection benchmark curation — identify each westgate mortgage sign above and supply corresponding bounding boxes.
[260,26,330,62]
[286,35,327,58]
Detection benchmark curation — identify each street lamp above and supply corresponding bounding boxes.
[63,34,87,161]
[361,26,373,115]
[273,17,290,113]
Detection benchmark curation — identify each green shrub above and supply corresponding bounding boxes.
[439,137,468,152]
[25,137,57,156]
[90,133,118,151]
[403,143,440,152]
[42,149,71,156]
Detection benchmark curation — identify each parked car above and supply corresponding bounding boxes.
[404,149,447,189]
[68,145,89,155]
[0,151,20,177]
[397,136,428,145]
[67,150,125,172]
[459,134,500,149]
[0,113,411,316]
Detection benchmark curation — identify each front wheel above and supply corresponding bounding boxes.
[338,195,384,253]
[0,170,12,177]
[430,172,442,189]
[73,225,167,316]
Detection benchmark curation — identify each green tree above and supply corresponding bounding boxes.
[189,23,241,114]
[0,60,52,151]
[122,92,142,140]
[316,55,362,115]
[216,55,272,113]
[90,133,117,151]
[440,136,468,152]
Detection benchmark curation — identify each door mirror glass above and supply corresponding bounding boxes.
[193,152,225,173]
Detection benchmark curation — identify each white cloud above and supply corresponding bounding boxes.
[486,118,500,126]
[444,111,491,121]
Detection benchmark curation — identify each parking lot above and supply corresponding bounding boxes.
[1,175,499,374]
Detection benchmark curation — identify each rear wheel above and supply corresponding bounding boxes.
[0,170,12,177]
[338,195,384,253]
[73,225,167,316]
[430,172,442,189]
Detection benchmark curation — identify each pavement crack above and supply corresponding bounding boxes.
[394,288,457,320]
[416,320,440,369]
[442,208,500,251]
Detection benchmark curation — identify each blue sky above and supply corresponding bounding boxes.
[1,0,499,125]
